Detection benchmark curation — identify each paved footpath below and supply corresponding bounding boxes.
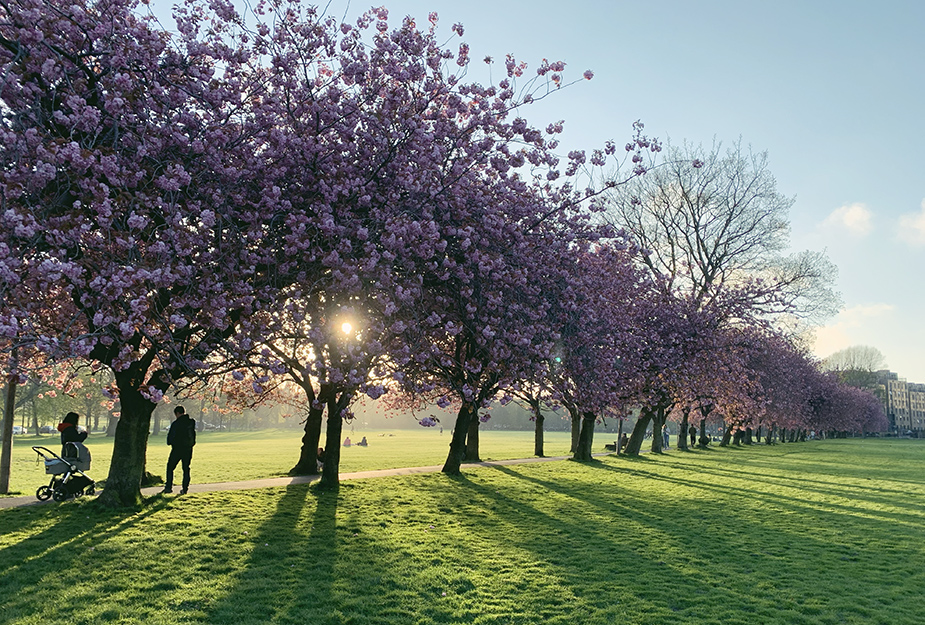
[1,452,613,510]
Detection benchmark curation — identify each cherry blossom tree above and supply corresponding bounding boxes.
[0,0,300,505]
[537,241,654,460]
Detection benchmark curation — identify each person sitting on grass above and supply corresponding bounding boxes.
[164,406,196,495]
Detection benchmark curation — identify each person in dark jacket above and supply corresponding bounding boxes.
[57,412,87,457]
[164,406,196,494]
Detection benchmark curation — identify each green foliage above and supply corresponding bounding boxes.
[2,439,924,624]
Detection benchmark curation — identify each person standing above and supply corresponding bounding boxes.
[164,406,196,494]
[57,412,87,457]
[689,424,697,447]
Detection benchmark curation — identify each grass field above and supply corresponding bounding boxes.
[2,437,924,624]
[2,428,581,496]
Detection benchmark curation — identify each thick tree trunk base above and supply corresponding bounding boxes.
[465,417,481,463]
[289,461,320,476]
[573,413,596,461]
[442,403,475,475]
[624,412,652,456]
[98,373,158,508]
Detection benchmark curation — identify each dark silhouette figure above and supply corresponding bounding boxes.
[57,412,87,457]
[317,447,326,471]
[689,425,697,447]
[164,406,196,494]
[619,432,629,453]
[358,436,368,446]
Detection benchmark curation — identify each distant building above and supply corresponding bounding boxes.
[876,370,925,434]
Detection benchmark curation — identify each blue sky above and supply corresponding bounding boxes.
[151,0,925,381]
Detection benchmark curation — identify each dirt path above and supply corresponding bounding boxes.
[0,452,616,509]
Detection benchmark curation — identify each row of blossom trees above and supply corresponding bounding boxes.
[1,0,883,503]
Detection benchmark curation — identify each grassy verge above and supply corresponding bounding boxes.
[3,428,578,496]
[2,439,923,624]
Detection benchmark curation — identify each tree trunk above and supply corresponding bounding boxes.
[532,399,545,457]
[1,367,18,494]
[290,403,325,475]
[30,396,39,436]
[698,405,713,448]
[573,411,597,461]
[755,425,762,442]
[624,410,652,456]
[465,416,481,462]
[319,390,355,490]
[720,421,732,446]
[745,427,754,445]
[616,418,624,456]
[765,425,774,445]
[677,408,690,451]
[106,413,119,437]
[98,372,158,507]
[650,406,665,454]
[443,402,476,475]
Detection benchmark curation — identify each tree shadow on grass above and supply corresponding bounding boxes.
[427,468,753,621]
[653,454,925,520]
[0,497,173,623]
[199,483,338,624]
[452,461,925,624]
[585,458,925,534]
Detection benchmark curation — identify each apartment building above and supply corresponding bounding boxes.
[876,370,925,433]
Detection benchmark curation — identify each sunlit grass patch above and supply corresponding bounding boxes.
[5,429,576,496]
[2,439,924,624]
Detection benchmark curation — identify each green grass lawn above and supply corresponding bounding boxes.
[3,428,580,496]
[2,438,924,624]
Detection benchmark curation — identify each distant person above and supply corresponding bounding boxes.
[317,447,326,471]
[358,436,368,446]
[58,412,87,457]
[663,427,670,449]
[689,424,697,447]
[343,436,352,447]
[164,406,196,494]
[619,432,629,453]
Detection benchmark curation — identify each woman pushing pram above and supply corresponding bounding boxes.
[32,412,95,502]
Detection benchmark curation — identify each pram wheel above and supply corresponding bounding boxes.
[84,484,95,496]
[52,487,69,502]
[36,485,52,501]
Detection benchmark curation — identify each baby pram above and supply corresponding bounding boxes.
[32,444,96,502]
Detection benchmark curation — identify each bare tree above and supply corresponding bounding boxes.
[606,140,840,325]
[823,345,886,372]
[822,345,887,391]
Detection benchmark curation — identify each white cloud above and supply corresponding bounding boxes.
[813,303,895,358]
[821,203,873,236]
[897,199,925,246]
